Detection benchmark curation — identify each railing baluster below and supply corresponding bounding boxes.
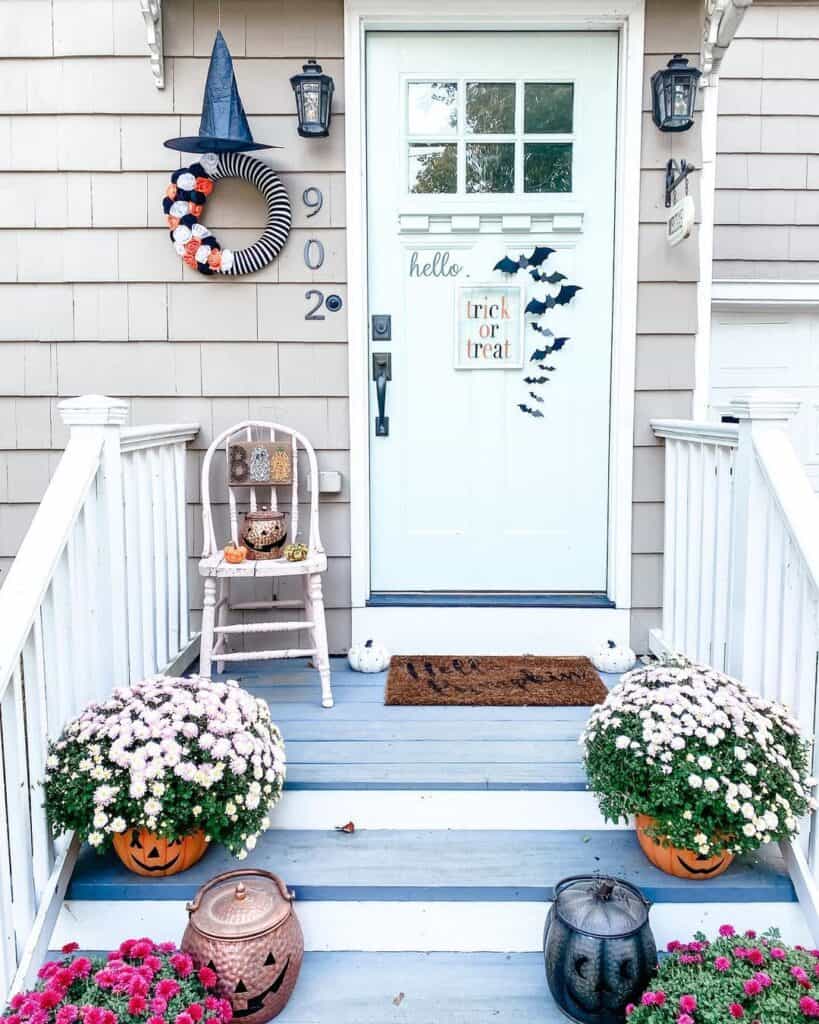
[0,707,17,997]
[149,448,169,671]
[21,623,53,896]
[6,666,36,956]
[174,443,190,648]
[662,437,678,650]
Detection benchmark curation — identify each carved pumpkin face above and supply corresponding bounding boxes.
[184,928,304,1024]
[112,828,209,877]
[635,814,734,880]
[564,933,645,1014]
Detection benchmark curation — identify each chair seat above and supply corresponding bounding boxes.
[199,550,327,578]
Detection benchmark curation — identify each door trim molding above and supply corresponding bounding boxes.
[344,0,644,623]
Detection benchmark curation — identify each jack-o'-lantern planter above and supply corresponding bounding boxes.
[182,870,304,1024]
[112,827,209,877]
[635,815,733,880]
[43,676,287,873]
[581,658,816,879]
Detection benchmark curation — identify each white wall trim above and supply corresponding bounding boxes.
[712,280,819,311]
[693,80,719,419]
[344,0,644,626]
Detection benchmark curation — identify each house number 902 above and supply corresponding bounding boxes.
[305,289,343,320]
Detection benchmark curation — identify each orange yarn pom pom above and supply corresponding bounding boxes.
[189,203,204,217]
[165,184,178,200]
[207,250,222,270]
[184,238,199,256]
[166,216,180,229]
[196,177,213,196]
[183,252,197,268]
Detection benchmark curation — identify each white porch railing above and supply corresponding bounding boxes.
[0,396,198,1001]
[652,391,819,941]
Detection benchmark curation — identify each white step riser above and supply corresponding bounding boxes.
[272,790,615,830]
[55,900,811,953]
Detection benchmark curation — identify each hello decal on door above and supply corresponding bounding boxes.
[493,246,582,418]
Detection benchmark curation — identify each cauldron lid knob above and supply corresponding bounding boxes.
[235,882,247,901]
[186,869,294,938]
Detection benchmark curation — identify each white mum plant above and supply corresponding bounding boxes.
[44,676,285,858]
[581,658,816,856]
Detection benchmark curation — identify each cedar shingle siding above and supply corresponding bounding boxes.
[715,3,819,280]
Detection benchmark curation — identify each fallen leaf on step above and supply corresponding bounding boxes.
[335,821,355,833]
[393,993,404,1006]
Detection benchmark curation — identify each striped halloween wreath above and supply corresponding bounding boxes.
[162,152,291,276]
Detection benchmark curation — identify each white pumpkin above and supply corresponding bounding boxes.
[348,638,390,673]
[590,639,637,674]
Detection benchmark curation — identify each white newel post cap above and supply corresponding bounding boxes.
[728,391,801,425]
[59,394,129,427]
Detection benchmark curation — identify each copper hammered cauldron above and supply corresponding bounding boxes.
[240,508,288,560]
[181,869,304,1024]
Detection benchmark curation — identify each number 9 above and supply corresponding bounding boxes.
[303,187,324,219]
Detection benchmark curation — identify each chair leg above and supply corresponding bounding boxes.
[215,577,229,674]
[308,573,333,708]
[200,576,217,680]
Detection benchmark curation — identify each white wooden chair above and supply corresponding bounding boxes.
[198,420,333,708]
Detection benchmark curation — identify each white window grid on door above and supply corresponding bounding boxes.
[402,76,577,197]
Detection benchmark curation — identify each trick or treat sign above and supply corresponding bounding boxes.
[453,284,523,370]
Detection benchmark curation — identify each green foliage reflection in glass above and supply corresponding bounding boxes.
[409,143,457,193]
[466,82,515,134]
[524,82,573,133]
[524,143,572,193]
[466,143,514,193]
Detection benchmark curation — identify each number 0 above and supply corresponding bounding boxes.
[304,239,325,270]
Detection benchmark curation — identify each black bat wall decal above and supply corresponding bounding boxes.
[530,269,567,284]
[531,323,554,336]
[528,392,545,403]
[493,246,554,275]
[524,285,582,315]
[524,375,549,384]
[530,339,568,362]
[517,403,545,418]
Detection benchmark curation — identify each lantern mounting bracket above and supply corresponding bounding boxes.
[665,159,694,208]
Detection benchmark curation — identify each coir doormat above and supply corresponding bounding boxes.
[385,655,607,707]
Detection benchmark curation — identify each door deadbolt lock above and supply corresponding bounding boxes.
[372,314,392,340]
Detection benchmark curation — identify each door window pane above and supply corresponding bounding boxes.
[524,83,574,133]
[409,143,457,193]
[466,143,514,193]
[524,142,572,192]
[408,82,458,135]
[465,82,515,134]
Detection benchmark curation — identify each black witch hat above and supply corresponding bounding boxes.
[164,31,274,153]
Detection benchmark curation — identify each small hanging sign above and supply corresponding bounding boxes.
[667,194,695,247]
[228,441,292,487]
[453,284,523,370]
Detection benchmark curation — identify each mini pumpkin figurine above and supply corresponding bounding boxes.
[347,638,390,673]
[112,827,209,877]
[224,544,248,564]
[182,870,303,1024]
[590,639,637,674]
[283,543,308,562]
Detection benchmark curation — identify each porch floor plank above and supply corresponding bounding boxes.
[67,828,795,904]
[209,658,613,790]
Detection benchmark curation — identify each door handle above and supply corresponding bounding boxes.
[372,353,392,437]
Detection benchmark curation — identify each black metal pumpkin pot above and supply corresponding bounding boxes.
[543,875,657,1024]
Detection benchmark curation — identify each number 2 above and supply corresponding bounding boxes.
[305,289,325,320]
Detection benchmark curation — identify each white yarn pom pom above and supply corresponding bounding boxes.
[192,223,209,239]
[177,172,196,191]
[170,200,189,218]
[201,152,219,176]
[172,224,192,244]
[220,249,234,272]
[174,241,186,256]
[195,245,212,264]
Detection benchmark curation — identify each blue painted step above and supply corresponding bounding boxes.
[273,952,559,1023]
[68,829,795,904]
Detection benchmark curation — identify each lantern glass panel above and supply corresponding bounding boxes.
[301,82,322,125]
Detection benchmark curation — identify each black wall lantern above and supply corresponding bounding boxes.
[651,55,701,132]
[290,59,334,138]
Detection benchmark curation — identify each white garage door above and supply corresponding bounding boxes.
[710,308,819,492]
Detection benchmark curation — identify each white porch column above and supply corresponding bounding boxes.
[59,395,130,690]
[726,391,802,685]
